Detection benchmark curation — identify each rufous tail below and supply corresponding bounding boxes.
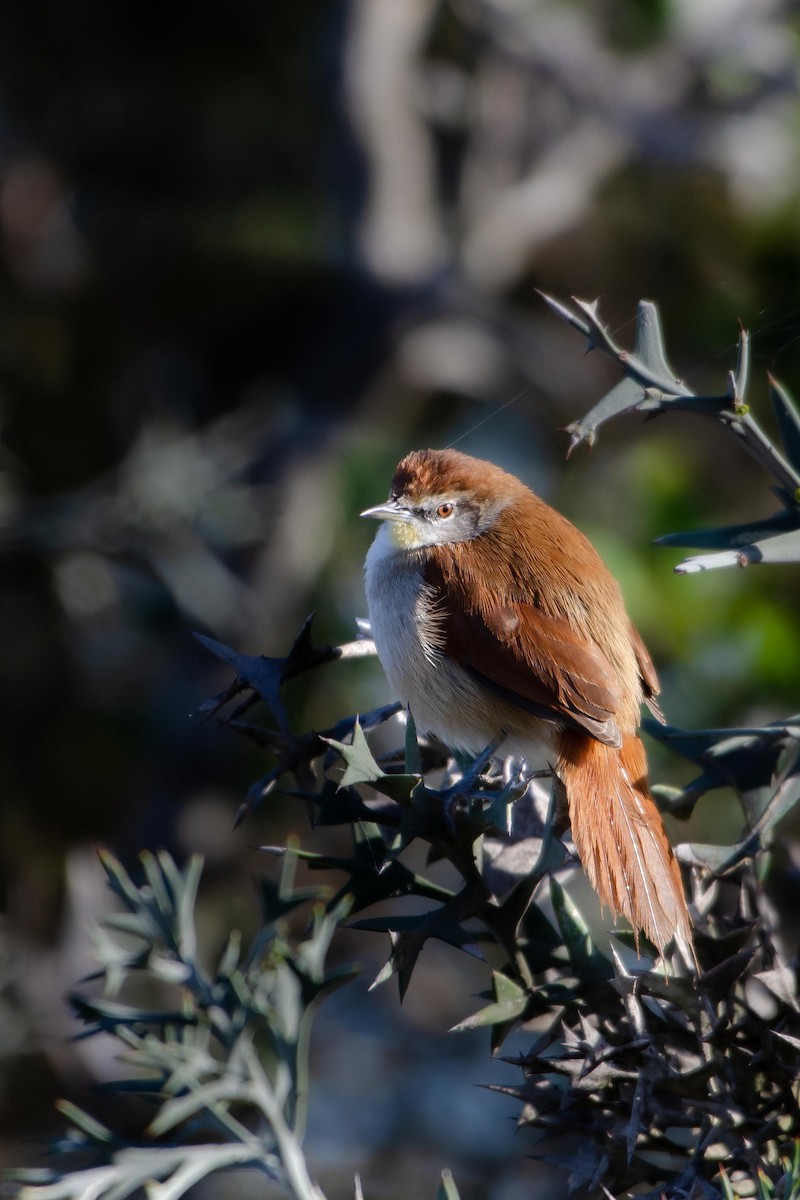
[556,729,696,968]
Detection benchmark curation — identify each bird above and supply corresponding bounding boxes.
[362,448,694,966]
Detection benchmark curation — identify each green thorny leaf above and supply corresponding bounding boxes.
[771,374,800,473]
[435,1169,462,1200]
[258,821,454,916]
[451,970,530,1052]
[193,614,349,736]
[323,717,420,801]
[541,294,800,572]
[537,293,692,453]
[358,898,487,1003]
[645,717,800,844]
[549,876,614,983]
[192,615,401,827]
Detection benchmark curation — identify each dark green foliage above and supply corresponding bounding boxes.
[506,892,800,1197]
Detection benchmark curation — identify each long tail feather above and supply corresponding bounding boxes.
[557,729,696,968]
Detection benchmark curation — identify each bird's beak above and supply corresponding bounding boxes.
[360,499,412,522]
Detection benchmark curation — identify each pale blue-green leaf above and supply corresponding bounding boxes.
[141,851,174,920]
[751,752,800,836]
[550,877,611,980]
[565,377,645,452]
[101,912,152,937]
[142,1145,274,1200]
[754,966,799,1010]
[770,373,800,473]
[176,854,203,962]
[436,1169,462,1200]
[675,525,800,572]
[98,850,145,911]
[148,955,191,985]
[675,836,759,873]
[367,930,425,1000]
[571,295,623,354]
[217,929,242,978]
[450,972,528,1032]
[536,289,592,339]
[732,322,750,401]
[630,300,681,383]
[324,720,421,802]
[55,1100,114,1144]
[147,1079,243,1138]
[323,719,383,787]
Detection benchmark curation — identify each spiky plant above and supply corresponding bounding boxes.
[11,299,800,1200]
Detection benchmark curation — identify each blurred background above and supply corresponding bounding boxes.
[1,0,799,1196]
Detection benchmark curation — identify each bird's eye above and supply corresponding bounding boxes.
[436,502,455,519]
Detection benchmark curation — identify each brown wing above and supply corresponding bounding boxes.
[425,559,624,747]
[628,621,666,724]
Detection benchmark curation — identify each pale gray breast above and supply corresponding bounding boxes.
[363,525,555,764]
[364,524,441,703]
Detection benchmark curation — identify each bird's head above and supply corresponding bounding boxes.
[361,449,521,550]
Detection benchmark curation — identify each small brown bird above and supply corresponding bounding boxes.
[362,448,694,965]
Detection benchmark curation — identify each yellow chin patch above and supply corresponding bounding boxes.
[388,520,422,550]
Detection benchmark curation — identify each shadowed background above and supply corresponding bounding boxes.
[1,1,800,1196]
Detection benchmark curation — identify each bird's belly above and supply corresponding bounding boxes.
[364,533,555,769]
